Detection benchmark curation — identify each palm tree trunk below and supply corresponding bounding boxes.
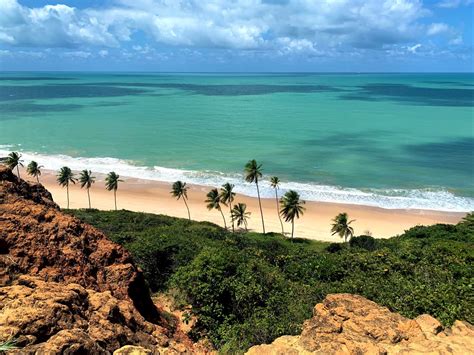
[36,176,39,184]
[66,184,69,209]
[291,219,294,241]
[275,189,284,235]
[16,165,20,179]
[229,201,234,232]
[244,220,248,231]
[183,198,191,220]
[219,208,227,229]
[256,181,265,234]
[114,189,117,211]
[87,188,91,209]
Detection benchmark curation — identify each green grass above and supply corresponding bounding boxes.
[68,209,474,353]
[0,339,18,353]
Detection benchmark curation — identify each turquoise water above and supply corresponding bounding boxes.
[0,72,473,211]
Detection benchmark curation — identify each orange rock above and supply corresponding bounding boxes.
[0,165,196,353]
[246,294,474,354]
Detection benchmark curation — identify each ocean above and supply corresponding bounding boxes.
[0,72,473,211]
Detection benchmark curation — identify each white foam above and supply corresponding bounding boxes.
[1,148,473,212]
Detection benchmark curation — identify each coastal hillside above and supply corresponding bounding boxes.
[0,165,199,353]
[1,165,473,354]
[69,202,474,352]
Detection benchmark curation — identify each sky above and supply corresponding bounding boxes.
[0,0,472,72]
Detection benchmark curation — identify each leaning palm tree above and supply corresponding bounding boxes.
[206,188,226,229]
[27,161,43,183]
[220,183,236,232]
[231,202,251,231]
[105,171,123,211]
[57,166,76,209]
[5,152,23,179]
[331,212,355,243]
[79,170,95,209]
[244,159,265,233]
[280,190,305,240]
[171,180,191,220]
[270,176,285,235]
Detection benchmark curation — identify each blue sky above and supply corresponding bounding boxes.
[0,0,472,72]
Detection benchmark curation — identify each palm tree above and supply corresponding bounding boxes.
[105,171,123,211]
[331,212,355,243]
[244,159,265,233]
[171,180,190,220]
[27,161,43,183]
[57,166,76,209]
[270,176,285,235]
[231,203,251,231]
[220,183,236,232]
[5,152,23,179]
[206,188,226,229]
[280,190,305,240]
[79,170,95,209]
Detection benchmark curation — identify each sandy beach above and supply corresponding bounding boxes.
[21,167,466,242]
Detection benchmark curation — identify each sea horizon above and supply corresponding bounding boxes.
[1,71,473,212]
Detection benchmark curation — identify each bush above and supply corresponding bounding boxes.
[349,235,377,251]
[326,242,344,253]
[69,209,474,353]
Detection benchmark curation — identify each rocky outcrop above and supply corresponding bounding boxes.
[0,165,157,322]
[0,165,196,353]
[246,294,474,354]
[0,276,188,354]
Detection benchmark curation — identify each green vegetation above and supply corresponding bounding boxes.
[0,338,18,353]
[57,166,76,209]
[170,181,191,220]
[331,212,355,243]
[244,159,265,233]
[220,183,236,232]
[26,160,43,183]
[105,171,122,211]
[206,188,227,229]
[5,152,23,179]
[270,176,285,235]
[79,170,95,209]
[231,203,250,231]
[280,190,305,240]
[69,209,474,353]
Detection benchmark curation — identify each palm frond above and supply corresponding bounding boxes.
[171,180,188,200]
[56,166,76,187]
[205,188,221,210]
[105,171,121,191]
[244,159,263,183]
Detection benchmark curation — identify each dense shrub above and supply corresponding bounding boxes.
[69,210,474,353]
[349,235,378,251]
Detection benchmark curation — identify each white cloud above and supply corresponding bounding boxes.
[427,23,450,36]
[407,43,421,53]
[0,0,117,47]
[449,35,463,45]
[1,0,469,63]
[276,38,322,56]
[0,0,431,52]
[0,49,12,56]
[437,0,474,8]
[61,50,92,58]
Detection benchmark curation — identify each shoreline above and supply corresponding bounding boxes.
[22,168,466,242]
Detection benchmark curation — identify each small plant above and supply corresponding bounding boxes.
[0,338,18,353]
